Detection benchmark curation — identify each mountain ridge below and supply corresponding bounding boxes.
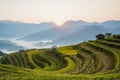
[0,20,120,52]
[22,20,120,42]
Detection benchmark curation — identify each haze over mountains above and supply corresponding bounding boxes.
[23,20,120,44]
[0,20,120,53]
[0,20,55,38]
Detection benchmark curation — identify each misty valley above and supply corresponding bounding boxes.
[0,20,120,53]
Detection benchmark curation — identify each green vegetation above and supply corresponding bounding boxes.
[0,34,120,80]
[57,45,78,55]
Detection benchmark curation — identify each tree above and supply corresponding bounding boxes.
[105,33,112,38]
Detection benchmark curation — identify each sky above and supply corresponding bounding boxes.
[0,0,120,25]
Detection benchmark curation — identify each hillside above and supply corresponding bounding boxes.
[0,34,120,80]
[0,51,5,56]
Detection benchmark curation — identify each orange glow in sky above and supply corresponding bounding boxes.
[0,0,120,25]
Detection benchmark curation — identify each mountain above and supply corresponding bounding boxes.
[23,20,120,42]
[0,39,25,51]
[23,20,96,41]
[0,20,120,52]
[53,25,108,45]
[0,51,5,56]
[0,20,55,38]
[101,20,120,28]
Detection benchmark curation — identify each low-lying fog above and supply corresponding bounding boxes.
[0,38,57,54]
[10,38,53,49]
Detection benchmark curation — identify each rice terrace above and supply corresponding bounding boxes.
[0,34,120,80]
[0,0,120,80]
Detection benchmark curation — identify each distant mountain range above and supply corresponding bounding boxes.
[22,20,120,45]
[0,20,55,38]
[0,20,120,53]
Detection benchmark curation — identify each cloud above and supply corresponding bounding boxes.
[9,38,53,49]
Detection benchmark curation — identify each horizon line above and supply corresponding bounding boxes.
[0,19,120,25]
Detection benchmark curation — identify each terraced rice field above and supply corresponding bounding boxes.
[0,34,120,80]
